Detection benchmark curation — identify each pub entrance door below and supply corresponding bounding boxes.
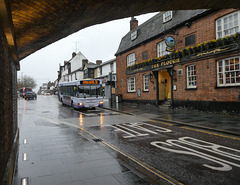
[158,70,171,101]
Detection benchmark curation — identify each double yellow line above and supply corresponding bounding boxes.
[80,127,184,185]
[150,120,240,141]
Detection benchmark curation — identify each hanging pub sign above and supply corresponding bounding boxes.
[165,36,175,52]
[165,36,175,48]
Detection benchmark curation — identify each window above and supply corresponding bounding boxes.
[217,57,240,86]
[110,63,113,72]
[163,11,172,23]
[127,77,136,92]
[142,52,148,61]
[157,41,169,57]
[186,65,196,88]
[216,11,240,39]
[131,30,138,40]
[185,35,196,46]
[143,74,149,91]
[99,66,102,76]
[127,53,136,67]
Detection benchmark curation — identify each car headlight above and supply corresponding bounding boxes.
[77,103,84,106]
[99,101,104,104]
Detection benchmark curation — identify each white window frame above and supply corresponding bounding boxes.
[143,74,149,91]
[217,56,240,86]
[216,11,240,39]
[131,30,138,40]
[163,11,173,23]
[157,41,169,57]
[186,65,196,88]
[127,53,136,67]
[127,77,136,92]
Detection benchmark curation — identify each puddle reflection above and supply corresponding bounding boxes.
[100,112,104,129]
[79,113,83,127]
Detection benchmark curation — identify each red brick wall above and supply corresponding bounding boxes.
[173,53,240,102]
[175,9,237,50]
[0,23,18,184]
[116,9,240,103]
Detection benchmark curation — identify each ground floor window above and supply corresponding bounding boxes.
[127,77,136,92]
[217,56,240,86]
[143,74,149,91]
[186,65,196,88]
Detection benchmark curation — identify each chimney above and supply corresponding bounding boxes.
[130,17,138,31]
[72,52,77,58]
[96,60,102,65]
[82,59,88,67]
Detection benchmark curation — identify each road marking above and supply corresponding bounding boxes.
[181,126,240,141]
[79,127,183,185]
[23,139,27,144]
[21,178,28,185]
[151,136,240,171]
[150,120,173,126]
[102,140,183,185]
[22,153,27,161]
[112,122,172,138]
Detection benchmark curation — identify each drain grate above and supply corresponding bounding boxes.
[92,138,103,142]
[42,111,50,113]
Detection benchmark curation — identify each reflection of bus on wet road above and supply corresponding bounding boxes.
[58,80,104,109]
[19,87,32,98]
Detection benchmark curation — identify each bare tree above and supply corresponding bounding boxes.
[18,75,37,89]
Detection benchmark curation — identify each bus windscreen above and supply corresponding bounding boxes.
[77,85,102,98]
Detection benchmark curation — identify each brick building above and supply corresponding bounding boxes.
[116,9,240,112]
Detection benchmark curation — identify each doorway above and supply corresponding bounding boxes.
[158,70,171,101]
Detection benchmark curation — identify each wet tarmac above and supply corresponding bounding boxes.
[14,96,152,185]
[13,96,240,185]
[102,100,240,136]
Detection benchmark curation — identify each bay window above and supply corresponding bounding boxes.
[217,57,240,86]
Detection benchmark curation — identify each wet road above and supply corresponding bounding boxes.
[18,95,240,185]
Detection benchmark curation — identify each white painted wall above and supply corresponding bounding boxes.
[97,59,116,78]
[71,52,87,72]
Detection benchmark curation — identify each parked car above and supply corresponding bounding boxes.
[25,92,37,100]
[44,91,50,96]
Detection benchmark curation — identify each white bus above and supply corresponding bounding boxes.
[58,80,104,109]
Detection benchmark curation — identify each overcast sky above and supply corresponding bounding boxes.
[18,12,158,91]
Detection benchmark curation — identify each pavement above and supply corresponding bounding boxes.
[13,98,240,185]
[13,99,151,185]
[102,99,240,137]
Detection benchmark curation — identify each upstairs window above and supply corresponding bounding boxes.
[157,41,169,57]
[99,66,102,76]
[127,53,136,67]
[163,11,173,23]
[131,30,138,40]
[185,34,196,46]
[216,11,240,39]
[110,63,113,72]
[142,52,148,61]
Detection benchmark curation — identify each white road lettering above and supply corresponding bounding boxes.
[111,125,137,138]
[151,137,240,171]
[112,122,172,138]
